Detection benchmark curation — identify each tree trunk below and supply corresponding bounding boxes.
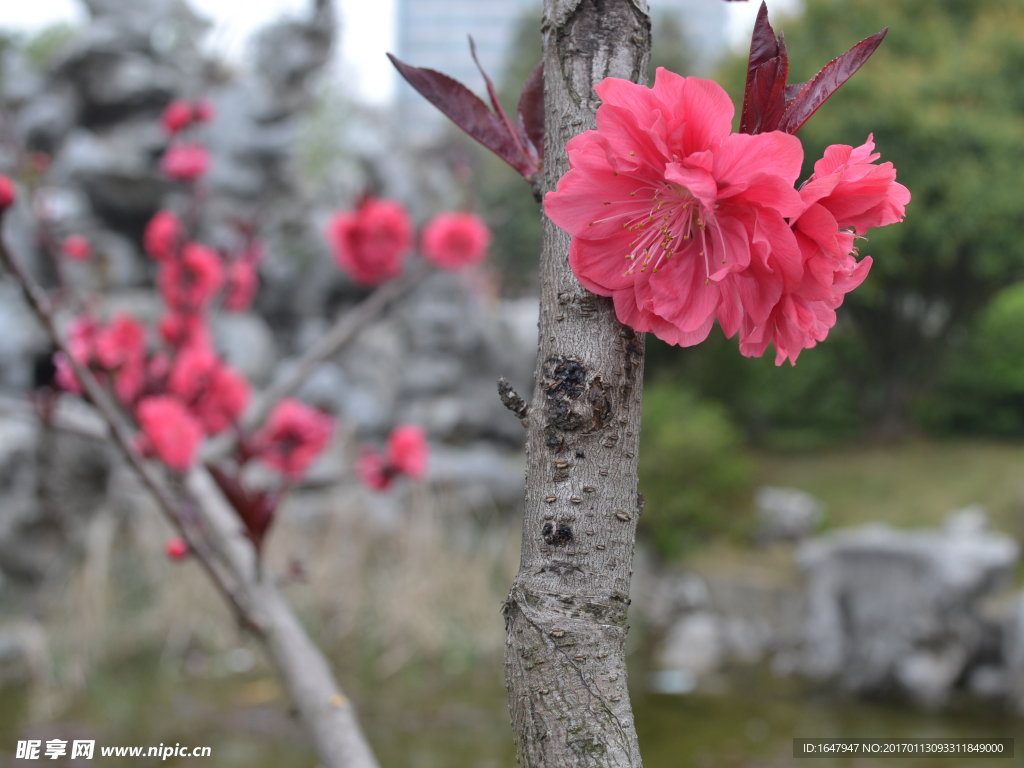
[503,1,651,765]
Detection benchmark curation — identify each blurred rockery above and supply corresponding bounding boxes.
[638,497,1024,713]
[0,0,533,598]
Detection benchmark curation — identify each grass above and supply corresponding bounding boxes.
[755,438,1024,536]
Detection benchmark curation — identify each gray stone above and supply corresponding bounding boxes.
[0,50,46,106]
[658,612,723,676]
[211,312,278,386]
[427,443,525,508]
[51,124,168,215]
[14,88,80,150]
[1004,591,1024,712]
[755,486,823,543]
[0,423,113,584]
[645,572,712,627]
[0,622,50,689]
[796,508,1019,705]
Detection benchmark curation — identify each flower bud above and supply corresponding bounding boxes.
[0,175,16,210]
[165,537,189,560]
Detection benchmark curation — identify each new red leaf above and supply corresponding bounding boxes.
[517,61,544,166]
[778,28,888,134]
[387,53,535,177]
[468,36,522,151]
[739,2,789,134]
[208,464,278,553]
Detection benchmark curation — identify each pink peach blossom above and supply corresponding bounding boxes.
[158,311,211,350]
[544,70,804,348]
[136,396,204,471]
[161,100,195,135]
[386,425,428,478]
[192,364,251,435]
[194,99,215,124]
[356,449,390,490]
[254,399,334,478]
[736,135,909,365]
[144,210,183,262]
[421,212,492,270]
[0,174,16,209]
[53,352,82,394]
[224,259,258,312]
[66,314,100,366]
[113,358,146,405]
[327,198,413,286]
[357,424,429,491]
[161,143,209,182]
[167,344,219,402]
[157,242,224,311]
[61,235,92,261]
[165,536,189,560]
[95,313,147,370]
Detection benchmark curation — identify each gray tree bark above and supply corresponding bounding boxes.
[504,1,651,765]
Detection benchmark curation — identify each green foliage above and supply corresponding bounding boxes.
[647,328,869,450]
[785,0,1024,422]
[655,0,1024,438]
[638,385,753,559]
[917,283,1024,435]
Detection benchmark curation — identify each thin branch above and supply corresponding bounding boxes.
[247,260,430,430]
[497,376,530,426]
[203,259,431,463]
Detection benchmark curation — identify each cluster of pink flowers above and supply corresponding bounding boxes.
[50,203,279,473]
[52,308,249,471]
[55,313,146,404]
[326,199,491,286]
[544,70,909,365]
[159,98,213,183]
[144,209,260,314]
[356,425,429,491]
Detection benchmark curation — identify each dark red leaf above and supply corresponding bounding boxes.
[739,2,789,134]
[516,61,544,165]
[208,465,248,516]
[468,36,521,148]
[778,28,888,134]
[784,82,804,105]
[387,53,537,178]
[208,464,278,553]
[245,492,279,553]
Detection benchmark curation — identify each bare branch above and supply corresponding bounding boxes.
[497,376,530,426]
